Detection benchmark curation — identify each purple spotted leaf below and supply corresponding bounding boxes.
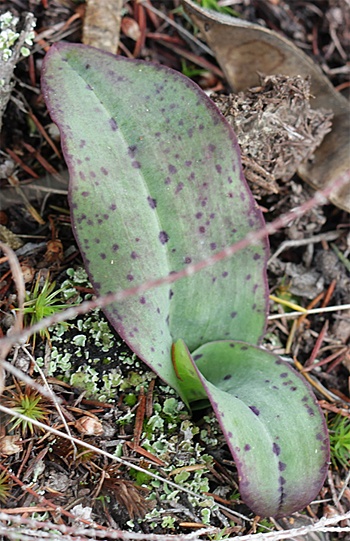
[174,339,330,518]
[171,340,209,409]
[41,43,268,398]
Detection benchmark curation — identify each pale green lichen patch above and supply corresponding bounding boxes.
[33,268,240,530]
[0,11,35,61]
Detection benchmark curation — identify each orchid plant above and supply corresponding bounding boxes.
[41,43,329,518]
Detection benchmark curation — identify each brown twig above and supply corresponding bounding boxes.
[304,320,329,368]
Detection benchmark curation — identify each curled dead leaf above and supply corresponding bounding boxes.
[0,435,23,456]
[182,0,350,212]
[121,16,141,41]
[83,0,123,54]
[75,416,103,436]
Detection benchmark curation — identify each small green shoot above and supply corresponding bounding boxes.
[256,519,275,534]
[22,272,75,346]
[200,0,240,17]
[0,470,11,504]
[1,380,51,436]
[328,414,350,469]
[181,59,206,79]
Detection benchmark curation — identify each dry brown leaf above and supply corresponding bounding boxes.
[182,0,350,212]
[82,0,123,54]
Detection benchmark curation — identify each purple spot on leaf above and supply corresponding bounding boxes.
[159,231,169,244]
[131,252,137,259]
[244,444,251,451]
[175,182,184,193]
[168,164,177,174]
[132,161,141,169]
[127,275,134,281]
[240,192,245,201]
[230,312,237,319]
[223,374,232,381]
[185,257,192,264]
[193,354,202,361]
[280,373,288,378]
[101,167,108,175]
[147,196,157,209]
[246,274,251,281]
[279,462,287,471]
[196,212,203,219]
[81,191,90,197]
[112,244,119,251]
[222,272,228,278]
[140,297,146,304]
[249,406,260,416]
[100,253,106,260]
[109,118,118,131]
[199,226,205,233]
[188,128,193,138]
[272,443,281,456]
[253,253,261,260]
